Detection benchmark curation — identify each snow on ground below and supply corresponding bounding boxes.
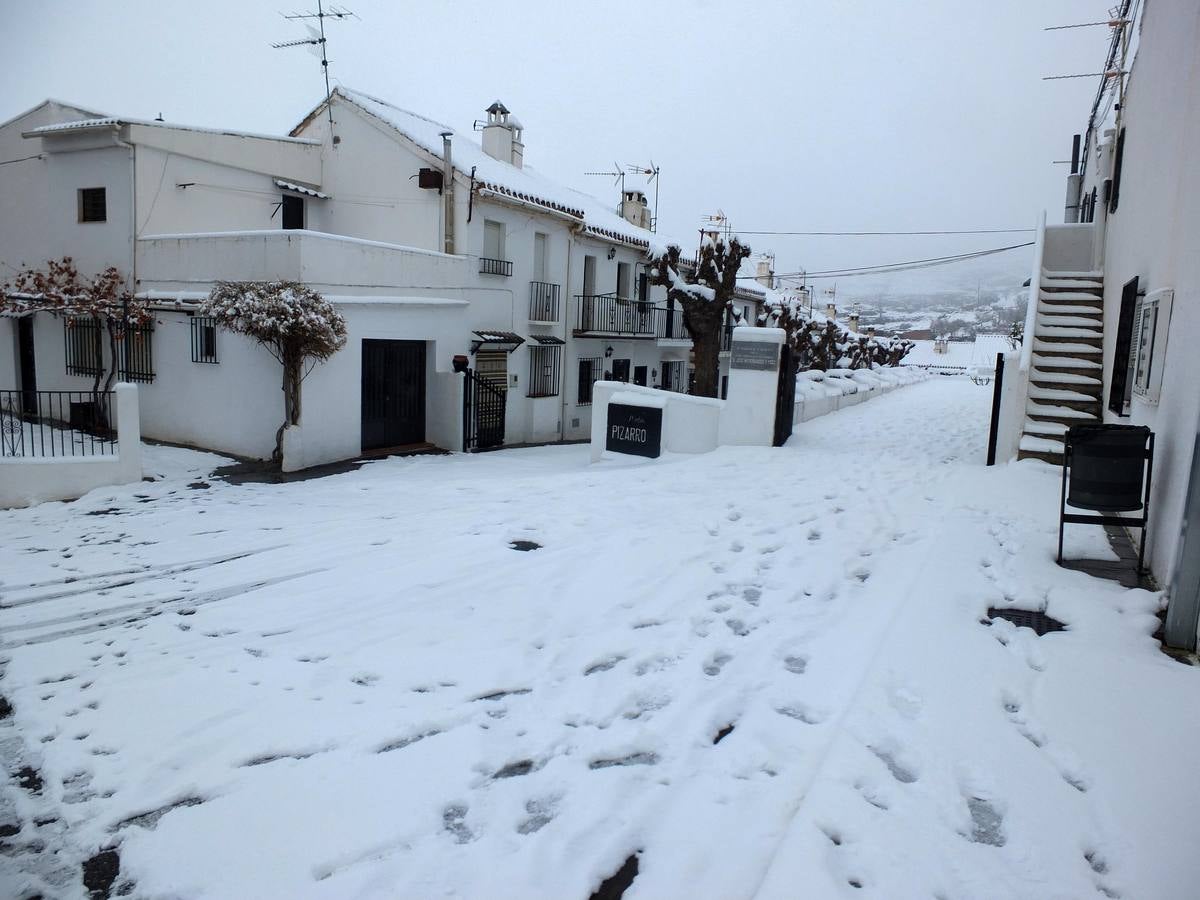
[1,379,1197,899]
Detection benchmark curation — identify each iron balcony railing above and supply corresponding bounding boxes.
[574,294,657,337]
[529,281,561,322]
[0,389,117,458]
[479,257,513,277]
[655,305,688,341]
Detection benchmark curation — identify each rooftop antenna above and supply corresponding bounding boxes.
[626,162,660,232]
[585,163,626,207]
[272,1,356,142]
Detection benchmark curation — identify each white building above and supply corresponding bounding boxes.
[1003,0,1199,649]
[1,89,761,465]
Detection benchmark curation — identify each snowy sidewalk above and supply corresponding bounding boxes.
[1,379,1197,899]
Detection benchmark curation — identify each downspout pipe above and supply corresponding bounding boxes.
[441,132,455,255]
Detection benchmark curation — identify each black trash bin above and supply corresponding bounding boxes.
[1058,424,1154,573]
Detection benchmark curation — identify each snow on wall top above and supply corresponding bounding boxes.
[903,334,1013,369]
[26,116,320,145]
[325,87,686,253]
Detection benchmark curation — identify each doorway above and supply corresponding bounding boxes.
[18,316,36,415]
[610,358,631,382]
[360,339,426,451]
[633,365,648,387]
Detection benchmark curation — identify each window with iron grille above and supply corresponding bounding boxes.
[577,357,601,405]
[119,321,155,383]
[661,360,685,392]
[64,317,103,377]
[191,316,218,363]
[527,345,561,398]
[78,187,106,223]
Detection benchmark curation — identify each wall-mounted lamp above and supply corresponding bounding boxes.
[607,247,616,260]
[604,346,614,358]
[652,368,658,379]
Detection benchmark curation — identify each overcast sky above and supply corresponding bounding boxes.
[6,0,1113,299]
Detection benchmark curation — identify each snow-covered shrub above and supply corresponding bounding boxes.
[202,281,347,461]
[759,293,913,371]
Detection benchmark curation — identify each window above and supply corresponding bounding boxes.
[281,194,305,230]
[1130,288,1173,404]
[533,232,548,282]
[617,262,632,299]
[1108,276,1140,415]
[577,357,602,405]
[191,316,218,364]
[78,188,106,223]
[1109,127,1125,214]
[64,317,103,376]
[527,342,562,398]
[660,360,685,392]
[480,220,511,275]
[120,321,155,383]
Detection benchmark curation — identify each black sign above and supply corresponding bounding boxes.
[606,403,663,458]
[730,340,779,371]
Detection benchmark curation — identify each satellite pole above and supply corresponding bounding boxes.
[584,164,627,206]
[272,1,356,140]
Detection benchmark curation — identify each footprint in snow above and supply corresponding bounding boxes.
[517,797,557,834]
[742,586,762,605]
[725,618,751,637]
[783,655,807,674]
[964,796,1006,847]
[776,704,826,725]
[703,653,732,676]
[442,804,474,844]
[868,745,918,784]
[583,655,624,676]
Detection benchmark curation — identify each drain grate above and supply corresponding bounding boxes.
[509,540,542,552]
[986,607,1065,636]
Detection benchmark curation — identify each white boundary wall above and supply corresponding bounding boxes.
[0,383,143,508]
[590,381,723,460]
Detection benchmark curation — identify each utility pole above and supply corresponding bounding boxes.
[272,2,357,141]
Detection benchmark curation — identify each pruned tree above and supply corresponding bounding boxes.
[202,281,347,461]
[2,257,150,419]
[760,292,913,371]
[648,236,751,398]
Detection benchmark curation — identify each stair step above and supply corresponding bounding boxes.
[1026,401,1100,420]
[1031,370,1103,386]
[1020,434,1066,456]
[1039,291,1104,303]
[1024,419,1068,436]
[1037,328,1103,343]
[1037,303,1102,316]
[1031,353,1102,369]
[1043,269,1102,279]
[1042,276,1103,288]
[1029,385,1100,403]
[1037,315,1104,329]
[1033,340,1102,355]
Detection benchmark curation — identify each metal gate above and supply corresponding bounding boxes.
[773,343,797,447]
[361,339,426,451]
[463,367,507,451]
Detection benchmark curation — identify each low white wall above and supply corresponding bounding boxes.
[590,380,723,461]
[0,383,142,508]
[991,350,1027,464]
[427,371,465,453]
[1043,222,1096,273]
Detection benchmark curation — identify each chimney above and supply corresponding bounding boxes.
[848,310,860,332]
[755,254,775,289]
[441,131,455,255]
[825,302,837,320]
[620,189,651,229]
[482,100,523,168]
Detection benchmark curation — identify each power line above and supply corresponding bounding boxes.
[747,242,1034,282]
[733,227,1035,236]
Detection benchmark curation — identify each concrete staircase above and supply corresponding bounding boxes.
[1018,270,1105,465]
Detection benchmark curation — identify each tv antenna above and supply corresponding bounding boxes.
[626,162,660,232]
[272,1,357,139]
[585,163,626,199]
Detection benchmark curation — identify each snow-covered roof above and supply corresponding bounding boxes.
[902,334,1013,370]
[25,116,319,145]
[314,87,683,252]
[0,98,106,132]
[274,179,330,199]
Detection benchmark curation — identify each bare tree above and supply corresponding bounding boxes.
[202,281,347,461]
[648,236,751,398]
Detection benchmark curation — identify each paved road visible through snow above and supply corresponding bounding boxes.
[1,378,1197,899]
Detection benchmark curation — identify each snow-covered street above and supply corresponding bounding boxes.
[2,378,1197,899]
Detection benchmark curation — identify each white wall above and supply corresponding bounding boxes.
[1094,0,1200,585]
[589,380,722,460]
[992,349,1028,464]
[0,383,141,508]
[1042,223,1096,273]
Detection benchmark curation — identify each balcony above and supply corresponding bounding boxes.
[655,305,689,343]
[529,281,561,322]
[479,257,513,277]
[574,294,656,338]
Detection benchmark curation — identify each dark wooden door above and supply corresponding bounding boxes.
[611,358,630,382]
[634,365,648,387]
[17,316,36,415]
[361,339,425,451]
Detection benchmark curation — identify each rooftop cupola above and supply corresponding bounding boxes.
[482,100,524,169]
[620,189,651,229]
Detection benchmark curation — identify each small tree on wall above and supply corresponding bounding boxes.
[2,257,151,414]
[648,236,751,398]
[202,281,347,462]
